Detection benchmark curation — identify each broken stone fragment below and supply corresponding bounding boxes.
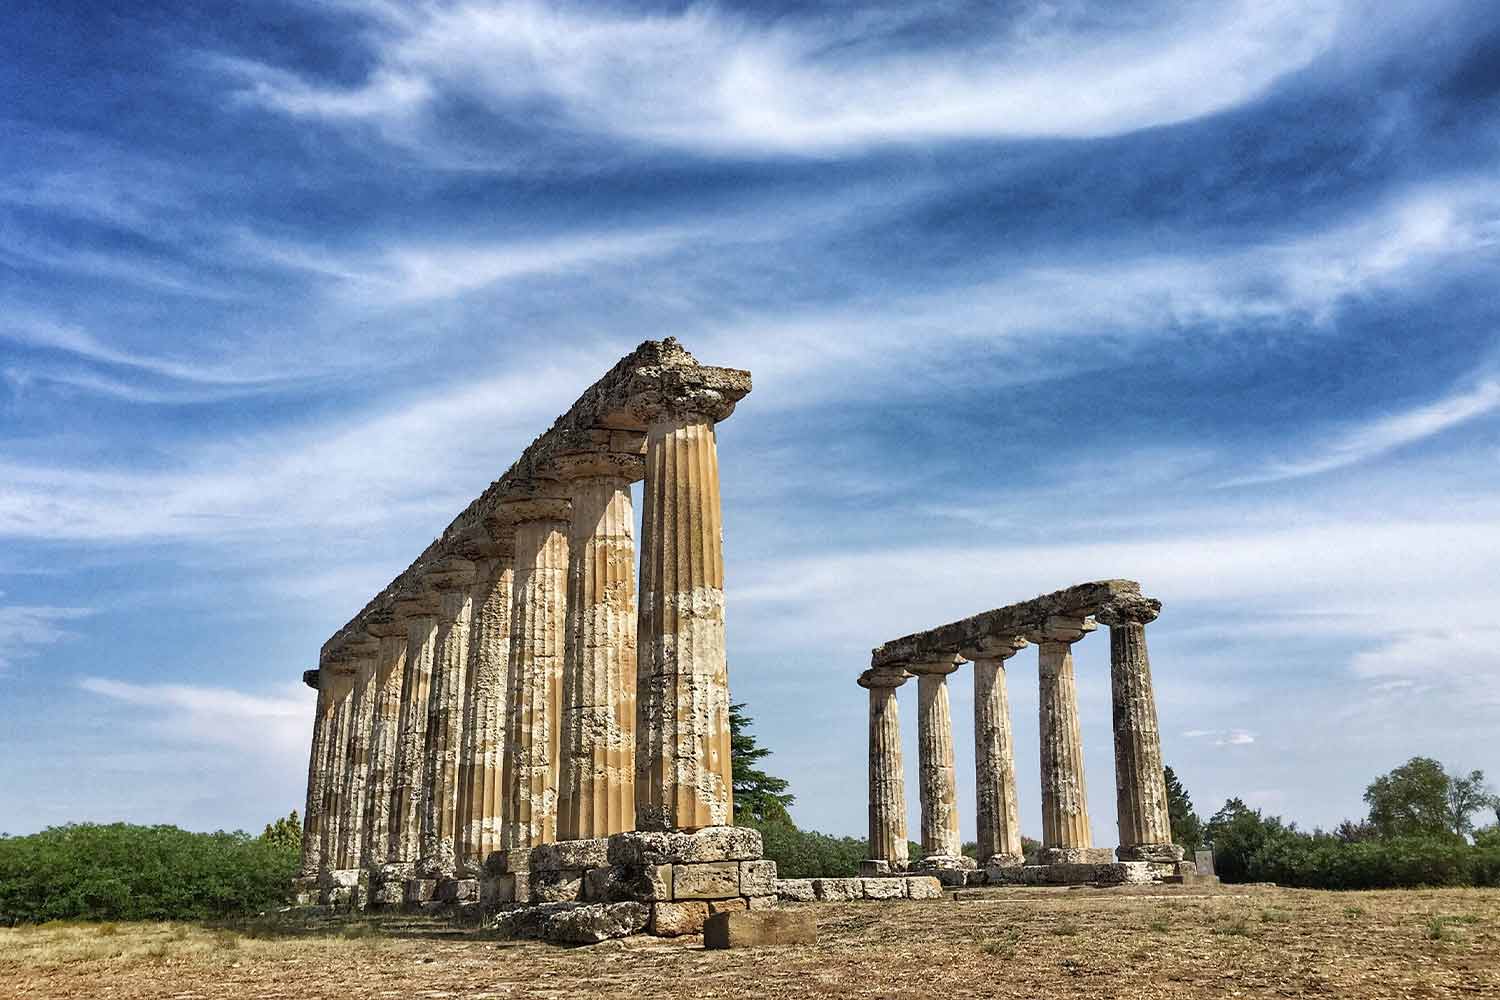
[860,877,905,900]
[811,878,859,902]
[774,879,816,902]
[606,826,762,867]
[904,876,943,899]
[649,900,709,937]
[704,909,817,949]
[737,860,778,897]
[541,902,649,944]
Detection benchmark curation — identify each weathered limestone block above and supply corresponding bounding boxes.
[861,877,905,900]
[859,859,893,877]
[709,897,748,915]
[436,878,479,903]
[1032,616,1097,855]
[738,861,778,897]
[543,902,648,944]
[404,878,437,903]
[775,879,816,902]
[584,863,673,902]
[530,837,612,872]
[606,826,762,866]
[650,901,709,936]
[911,657,963,862]
[746,895,777,910]
[483,848,531,876]
[559,470,638,840]
[635,414,734,831]
[502,515,569,849]
[672,861,740,899]
[904,876,943,900]
[858,664,910,871]
[419,573,475,878]
[456,556,513,873]
[1037,847,1115,865]
[811,878,860,902]
[1098,597,1183,864]
[530,869,585,903]
[482,872,529,904]
[705,909,817,949]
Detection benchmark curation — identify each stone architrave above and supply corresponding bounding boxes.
[502,508,571,849]
[909,656,963,863]
[299,675,337,877]
[418,559,476,877]
[388,595,440,864]
[338,645,379,870]
[1098,596,1183,863]
[858,665,911,869]
[964,635,1028,867]
[360,616,407,868]
[635,403,737,832]
[558,456,641,840]
[455,551,514,873]
[1028,615,1098,864]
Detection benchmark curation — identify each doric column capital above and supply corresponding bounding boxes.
[858,665,912,689]
[494,488,572,526]
[1096,596,1162,627]
[907,654,963,677]
[1025,615,1097,646]
[424,556,476,593]
[391,588,441,619]
[363,605,409,639]
[960,634,1028,663]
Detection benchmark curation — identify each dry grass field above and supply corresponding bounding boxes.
[2,885,1496,999]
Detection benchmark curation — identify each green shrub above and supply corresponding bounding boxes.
[0,823,300,924]
[741,816,868,878]
[1244,835,1500,890]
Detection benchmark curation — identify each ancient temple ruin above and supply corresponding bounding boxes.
[296,340,778,933]
[860,580,1193,886]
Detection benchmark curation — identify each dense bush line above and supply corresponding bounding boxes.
[743,815,868,878]
[1246,837,1500,890]
[0,823,299,924]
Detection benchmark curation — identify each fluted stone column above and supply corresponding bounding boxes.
[456,552,513,872]
[388,598,439,864]
[559,467,639,840]
[859,665,911,871]
[418,560,475,877]
[360,625,406,869]
[1031,616,1102,865]
[966,636,1028,867]
[338,648,379,870]
[910,656,964,865]
[636,415,733,831]
[1099,597,1182,863]
[502,511,570,849]
[319,666,355,874]
[299,676,337,877]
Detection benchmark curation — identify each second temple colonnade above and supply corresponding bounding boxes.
[860,580,1184,877]
[298,340,751,900]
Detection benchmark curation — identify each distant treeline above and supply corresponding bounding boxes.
[0,822,299,925]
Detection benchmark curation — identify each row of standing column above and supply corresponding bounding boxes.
[299,410,735,880]
[863,602,1175,869]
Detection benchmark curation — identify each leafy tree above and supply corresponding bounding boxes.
[1205,798,1293,883]
[1364,757,1455,840]
[1334,818,1379,843]
[729,702,795,823]
[260,810,302,854]
[1446,770,1493,838]
[1164,765,1203,852]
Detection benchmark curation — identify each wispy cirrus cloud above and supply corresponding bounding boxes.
[218,0,1343,158]
[78,676,311,756]
[0,602,92,675]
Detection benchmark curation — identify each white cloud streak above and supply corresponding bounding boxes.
[0,603,92,674]
[77,676,311,757]
[221,0,1343,157]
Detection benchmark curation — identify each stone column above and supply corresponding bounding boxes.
[299,675,337,878]
[636,414,734,831]
[558,460,640,841]
[388,595,439,864]
[418,559,475,878]
[1030,616,1102,865]
[360,620,406,870]
[909,656,964,866]
[338,646,379,870]
[859,665,911,872]
[456,550,514,872]
[501,507,571,849]
[319,665,355,873]
[1099,596,1182,863]
[965,636,1028,868]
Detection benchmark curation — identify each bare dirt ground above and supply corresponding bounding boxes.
[2,885,1497,999]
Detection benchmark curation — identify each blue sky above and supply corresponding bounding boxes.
[3,0,1498,843]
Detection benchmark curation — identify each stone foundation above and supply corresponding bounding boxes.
[481,826,777,939]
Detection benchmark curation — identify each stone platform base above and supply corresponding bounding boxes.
[317,868,366,907]
[1035,847,1117,866]
[985,861,1168,886]
[480,826,778,940]
[775,875,943,901]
